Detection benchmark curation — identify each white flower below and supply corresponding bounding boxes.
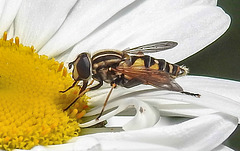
[1,0,239,150]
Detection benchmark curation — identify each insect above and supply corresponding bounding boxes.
[60,41,200,119]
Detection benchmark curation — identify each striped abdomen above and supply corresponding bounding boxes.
[129,55,188,78]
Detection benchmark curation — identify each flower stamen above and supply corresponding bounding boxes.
[15,37,19,46]
[3,31,7,41]
[0,32,89,150]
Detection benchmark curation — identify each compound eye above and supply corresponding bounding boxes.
[72,53,91,81]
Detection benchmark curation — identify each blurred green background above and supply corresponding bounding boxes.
[179,1,240,150]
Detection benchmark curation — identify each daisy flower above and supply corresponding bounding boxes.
[0,0,239,150]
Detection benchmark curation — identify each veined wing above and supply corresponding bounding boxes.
[124,41,178,54]
[114,66,183,92]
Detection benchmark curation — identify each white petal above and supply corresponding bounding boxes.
[123,100,160,130]
[39,0,135,57]
[29,113,237,151]
[91,113,237,151]
[213,145,234,151]
[177,76,240,103]
[6,22,14,39]
[31,137,101,151]
[86,75,240,124]
[106,116,133,127]
[82,113,237,151]
[79,99,130,128]
[0,0,5,20]
[0,0,22,36]
[134,87,240,120]
[83,76,240,129]
[53,50,71,63]
[14,0,77,50]
[80,99,160,130]
[66,1,230,63]
[106,116,188,127]
[158,103,217,117]
[43,136,177,151]
[95,140,177,151]
[173,76,240,119]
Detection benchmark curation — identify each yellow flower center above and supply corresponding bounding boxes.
[0,32,88,150]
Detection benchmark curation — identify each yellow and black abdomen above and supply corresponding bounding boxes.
[130,55,188,78]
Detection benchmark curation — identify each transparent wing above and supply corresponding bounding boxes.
[123,41,178,54]
[114,66,183,92]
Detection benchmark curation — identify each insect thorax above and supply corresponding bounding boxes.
[92,49,125,83]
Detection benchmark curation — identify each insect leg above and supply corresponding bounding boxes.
[96,83,117,120]
[88,79,95,86]
[79,80,88,94]
[63,88,90,111]
[63,80,89,111]
[89,80,103,90]
[59,81,78,93]
[181,91,201,98]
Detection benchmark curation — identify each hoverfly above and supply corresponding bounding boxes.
[60,41,200,119]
